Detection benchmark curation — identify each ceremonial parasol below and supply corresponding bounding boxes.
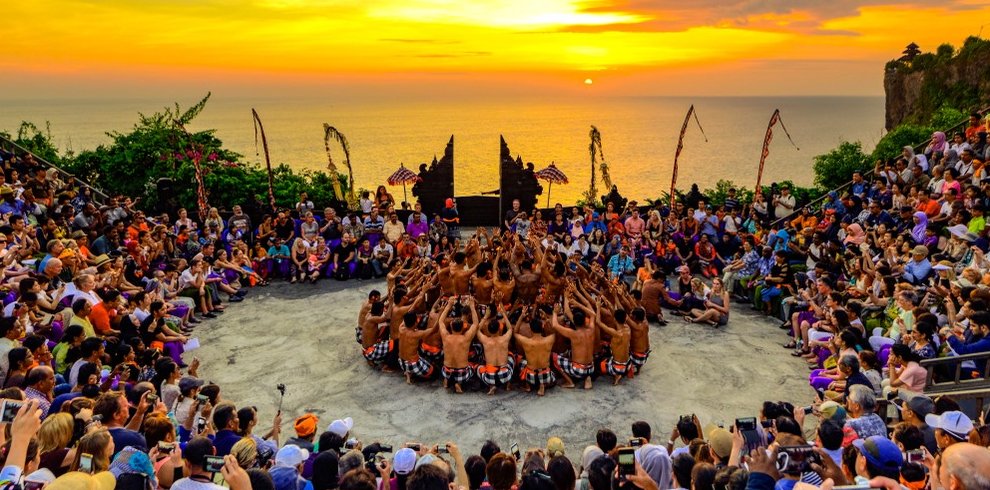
[386,163,422,204]
[534,162,569,207]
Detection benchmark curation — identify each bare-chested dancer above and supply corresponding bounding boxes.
[439,296,481,393]
[477,303,516,395]
[550,298,596,390]
[360,300,393,369]
[514,312,556,396]
[398,311,438,384]
[596,300,631,385]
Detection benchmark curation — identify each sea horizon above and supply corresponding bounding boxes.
[1,94,886,204]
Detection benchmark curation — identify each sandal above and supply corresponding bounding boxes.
[783,340,798,349]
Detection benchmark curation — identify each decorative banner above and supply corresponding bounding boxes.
[670,104,709,207]
[173,120,210,222]
[755,109,800,196]
[585,126,607,204]
[323,123,355,207]
[251,109,277,212]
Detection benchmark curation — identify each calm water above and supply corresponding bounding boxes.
[0,95,885,204]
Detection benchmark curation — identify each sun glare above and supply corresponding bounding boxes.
[584,78,593,85]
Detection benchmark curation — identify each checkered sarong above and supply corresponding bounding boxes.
[520,364,556,386]
[419,342,443,364]
[629,350,651,372]
[441,365,473,384]
[399,357,434,378]
[477,356,516,387]
[552,353,594,380]
[363,340,393,363]
[599,357,629,376]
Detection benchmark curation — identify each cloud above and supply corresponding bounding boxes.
[379,38,462,44]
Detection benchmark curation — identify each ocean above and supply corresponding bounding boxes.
[0,95,885,204]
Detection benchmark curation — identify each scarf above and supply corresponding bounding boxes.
[911,212,928,244]
[930,131,946,153]
[843,223,866,245]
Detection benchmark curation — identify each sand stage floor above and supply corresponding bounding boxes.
[191,280,812,454]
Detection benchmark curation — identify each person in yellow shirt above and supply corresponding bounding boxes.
[790,207,818,230]
[68,298,97,338]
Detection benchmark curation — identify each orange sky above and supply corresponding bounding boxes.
[4,0,990,97]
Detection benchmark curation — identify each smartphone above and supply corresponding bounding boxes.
[776,445,821,475]
[379,444,393,453]
[629,438,642,448]
[146,394,158,405]
[195,416,207,433]
[79,453,94,474]
[158,442,175,454]
[204,455,225,473]
[735,417,757,432]
[0,400,23,423]
[345,438,359,450]
[22,479,45,490]
[904,449,925,463]
[437,445,449,454]
[196,394,208,404]
[407,443,421,451]
[510,443,520,460]
[617,447,636,476]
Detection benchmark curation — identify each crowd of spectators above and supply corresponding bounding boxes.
[2,112,990,490]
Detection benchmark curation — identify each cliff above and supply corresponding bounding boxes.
[884,36,990,129]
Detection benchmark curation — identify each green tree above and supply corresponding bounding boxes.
[812,141,870,189]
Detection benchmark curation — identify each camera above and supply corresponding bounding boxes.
[617,447,636,476]
[629,438,642,448]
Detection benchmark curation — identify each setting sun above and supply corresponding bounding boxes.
[585,79,594,85]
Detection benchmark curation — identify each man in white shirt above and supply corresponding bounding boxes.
[372,240,394,277]
[773,186,796,219]
[171,437,228,490]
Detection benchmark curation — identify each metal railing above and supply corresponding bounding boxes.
[770,105,990,228]
[0,133,109,202]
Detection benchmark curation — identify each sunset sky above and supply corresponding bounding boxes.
[4,0,990,98]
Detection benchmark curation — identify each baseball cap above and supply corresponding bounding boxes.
[294,413,319,438]
[706,427,732,459]
[393,448,417,475]
[925,411,974,441]
[275,444,310,467]
[177,376,205,393]
[851,436,903,472]
[894,395,935,419]
[328,417,354,437]
[818,401,846,421]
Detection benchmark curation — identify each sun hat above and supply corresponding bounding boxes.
[48,471,117,490]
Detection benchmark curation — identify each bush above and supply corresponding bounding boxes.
[25,94,353,215]
[870,124,932,163]
[812,141,871,190]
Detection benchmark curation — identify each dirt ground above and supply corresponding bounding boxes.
[190,279,813,454]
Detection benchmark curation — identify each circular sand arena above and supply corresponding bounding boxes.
[193,280,811,452]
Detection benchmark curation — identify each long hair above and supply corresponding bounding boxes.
[37,413,74,454]
[72,429,113,473]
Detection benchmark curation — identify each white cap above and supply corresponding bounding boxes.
[393,448,417,475]
[328,417,354,437]
[275,444,310,467]
[925,411,974,441]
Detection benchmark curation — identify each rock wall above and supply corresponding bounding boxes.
[884,38,990,129]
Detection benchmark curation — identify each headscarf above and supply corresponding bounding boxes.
[930,131,947,153]
[109,446,158,490]
[911,211,928,244]
[580,445,604,477]
[444,198,454,209]
[636,445,672,489]
[843,223,866,246]
[944,149,960,167]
